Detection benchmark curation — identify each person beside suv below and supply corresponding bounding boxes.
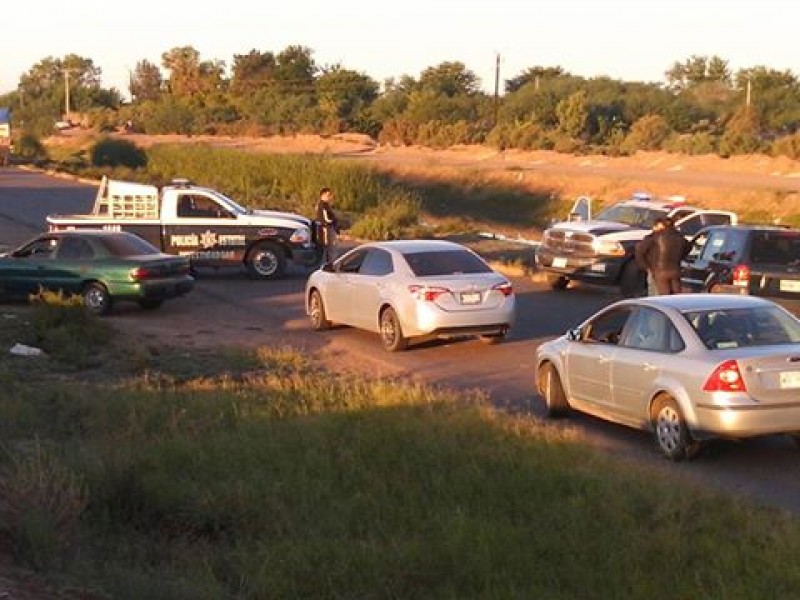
[681,225,800,315]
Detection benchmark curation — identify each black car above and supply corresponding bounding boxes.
[681,225,800,314]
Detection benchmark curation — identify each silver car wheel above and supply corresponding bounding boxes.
[652,395,701,461]
[379,307,407,352]
[655,405,682,454]
[308,290,330,331]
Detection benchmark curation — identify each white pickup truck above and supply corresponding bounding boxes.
[535,193,738,296]
[47,177,322,279]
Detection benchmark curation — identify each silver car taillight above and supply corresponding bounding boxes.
[408,285,451,302]
[492,282,513,296]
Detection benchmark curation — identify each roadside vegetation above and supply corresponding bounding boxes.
[4,49,800,162]
[1,300,800,598]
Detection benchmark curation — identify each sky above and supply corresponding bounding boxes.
[2,0,798,98]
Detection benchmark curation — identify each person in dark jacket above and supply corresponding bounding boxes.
[315,187,338,263]
[634,217,691,295]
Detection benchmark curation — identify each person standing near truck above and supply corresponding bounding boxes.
[316,187,339,263]
[634,217,691,295]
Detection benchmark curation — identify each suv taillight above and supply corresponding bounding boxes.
[732,264,750,287]
[703,360,747,392]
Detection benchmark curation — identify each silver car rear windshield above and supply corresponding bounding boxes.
[683,306,800,350]
[402,250,492,277]
[595,205,668,228]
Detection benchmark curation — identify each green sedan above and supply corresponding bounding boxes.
[0,230,194,315]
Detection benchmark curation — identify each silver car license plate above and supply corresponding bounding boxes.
[460,292,481,305]
[780,371,800,389]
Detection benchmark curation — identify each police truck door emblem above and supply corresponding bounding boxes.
[200,230,218,249]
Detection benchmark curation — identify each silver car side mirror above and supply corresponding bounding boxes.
[567,328,582,342]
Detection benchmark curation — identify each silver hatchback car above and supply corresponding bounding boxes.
[305,240,515,351]
[536,294,800,460]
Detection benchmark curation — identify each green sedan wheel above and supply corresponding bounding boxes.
[83,282,113,316]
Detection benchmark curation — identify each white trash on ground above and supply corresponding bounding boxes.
[9,343,45,357]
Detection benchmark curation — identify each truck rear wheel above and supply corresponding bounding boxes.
[246,242,286,280]
[547,274,569,290]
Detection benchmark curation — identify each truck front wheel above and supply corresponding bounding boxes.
[246,242,286,280]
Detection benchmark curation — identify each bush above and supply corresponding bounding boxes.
[623,115,671,152]
[90,137,147,168]
[349,198,420,240]
[664,132,717,155]
[16,133,48,161]
[771,132,800,160]
[0,443,88,570]
[27,289,113,367]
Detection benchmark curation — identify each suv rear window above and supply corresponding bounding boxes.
[402,249,491,277]
[750,231,800,266]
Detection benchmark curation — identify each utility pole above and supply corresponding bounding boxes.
[64,68,71,119]
[746,77,752,108]
[493,53,501,127]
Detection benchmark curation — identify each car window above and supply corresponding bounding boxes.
[699,230,726,262]
[56,236,95,260]
[684,306,800,350]
[402,249,491,276]
[337,249,368,273]
[584,308,633,345]
[177,194,227,218]
[750,231,800,266]
[358,249,393,276]
[13,237,59,259]
[685,230,709,261]
[701,213,733,227]
[99,234,161,256]
[676,214,704,237]
[595,205,668,227]
[621,307,684,352]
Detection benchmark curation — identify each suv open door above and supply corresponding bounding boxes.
[674,210,737,238]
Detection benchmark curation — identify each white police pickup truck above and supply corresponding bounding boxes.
[47,177,322,279]
[535,193,737,296]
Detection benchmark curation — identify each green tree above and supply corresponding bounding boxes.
[623,114,671,151]
[316,67,379,132]
[418,62,480,97]
[231,50,277,96]
[505,66,568,94]
[720,106,761,155]
[129,60,163,102]
[556,90,589,138]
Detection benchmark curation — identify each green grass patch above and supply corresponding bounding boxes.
[1,309,799,598]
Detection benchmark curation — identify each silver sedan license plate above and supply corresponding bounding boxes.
[460,291,481,305]
[780,371,800,389]
[779,280,800,293]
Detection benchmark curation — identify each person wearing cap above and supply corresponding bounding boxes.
[634,216,691,295]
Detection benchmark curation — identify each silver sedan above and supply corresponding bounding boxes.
[305,240,515,351]
[536,294,800,460]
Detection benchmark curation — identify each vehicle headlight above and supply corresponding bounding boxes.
[290,227,311,244]
[591,239,625,256]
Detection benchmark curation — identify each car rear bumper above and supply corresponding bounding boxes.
[112,276,194,300]
[535,246,626,284]
[693,401,800,439]
[405,301,515,337]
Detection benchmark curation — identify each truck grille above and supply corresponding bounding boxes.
[542,230,596,256]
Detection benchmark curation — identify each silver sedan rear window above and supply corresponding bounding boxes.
[684,306,800,350]
[402,250,492,277]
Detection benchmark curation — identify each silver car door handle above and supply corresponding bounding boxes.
[643,362,658,371]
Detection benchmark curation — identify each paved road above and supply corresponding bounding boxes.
[2,166,799,515]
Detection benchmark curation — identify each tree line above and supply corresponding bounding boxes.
[3,46,800,158]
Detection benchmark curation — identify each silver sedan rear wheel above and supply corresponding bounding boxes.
[653,395,701,461]
[379,307,408,352]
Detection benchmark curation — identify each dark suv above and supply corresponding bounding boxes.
[681,225,800,314]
